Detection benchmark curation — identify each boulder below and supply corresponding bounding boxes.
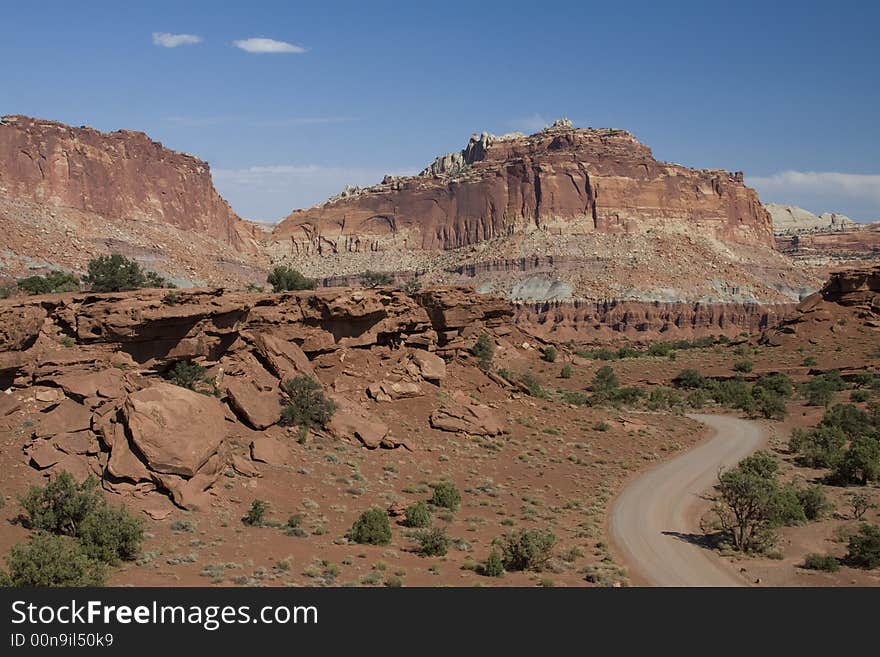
[51,368,125,402]
[122,382,227,477]
[368,380,424,401]
[250,435,288,465]
[0,392,20,416]
[29,442,65,469]
[249,332,313,380]
[430,391,505,436]
[34,399,92,438]
[327,394,393,449]
[410,349,446,382]
[49,453,93,482]
[53,431,99,455]
[225,376,281,430]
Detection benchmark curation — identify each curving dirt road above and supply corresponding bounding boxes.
[609,414,766,586]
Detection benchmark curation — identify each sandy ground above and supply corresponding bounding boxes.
[609,414,767,586]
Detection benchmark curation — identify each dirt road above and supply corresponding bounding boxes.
[609,414,766,586]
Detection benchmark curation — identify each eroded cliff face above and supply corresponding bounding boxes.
[0,115,250,248]
[271,122,774,256]
[514,298,797,342]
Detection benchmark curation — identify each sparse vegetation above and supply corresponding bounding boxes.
[415,527,449,556]
[84,254,166,292]
[166,360,208,390]
[403,501,432,528]
[430,481,461,512]
[710,451,820,554]
[481,549,504,577]
[560,363,573,379]
[360,270,393,288]
[349,508,392,545]
[280,376,336,435]
[243,500,269,527]
[498,528,556,572]
[6,472,142,585]
[267,265,316,292]
[803,553,840,572]
[845,524,880,569]
[1,533,107,587]
[543,346,557,363]
[17,270,79,295]
[471,334,494,371]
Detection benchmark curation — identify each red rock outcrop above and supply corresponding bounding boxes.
[0,115,253,249]
[762,265,880,349]
[514,298,797,342]
[272,122,774,256]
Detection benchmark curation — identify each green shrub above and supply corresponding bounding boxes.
[646,342,675,357]
[280,376,336,431]
[560,363,573,379]
[360,270,393,288]
[415,527,449,556]
[471,334,494,371]
[499,529,556,571]
[481,549,504,577]
[846,524,880,569]
[403,501,432,528]
[167,360,207,390]
[831,435,880,485]
[712,451,800,553]
[803,370,847,407]
[803,553,840,572]
[789,426,846,468]
[591,366,618,395]
[17,271,79,295]
[19,473,103,537]
[796,485,833,521]
[430,481,461,511]
[674,369,705,389]
[754,372,794,398]
[616,346,641,359]
[2,533,106,587]
[610,386,644,406]
[401,278,422,296]
[846,491,876,520]
[84,254,163,292]
[543,346,557,363]
[79,505,144,564]
[585,348,618,361]
[733,360,754,373]
[821,403,873,438]
[243,500,269,527]
[803,356,817,367]
[349,508,392,545]
[520,372,546,398]
[267,265,316,292]
[852,390,871,403]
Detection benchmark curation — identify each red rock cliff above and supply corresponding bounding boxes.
[0,115,249,248]
[271,121,774,255]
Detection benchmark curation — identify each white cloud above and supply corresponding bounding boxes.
[232,37,306,54]
[152,32,203,48]
[508,114,550,133]
[747,170,880,221]
[212,164,416,221]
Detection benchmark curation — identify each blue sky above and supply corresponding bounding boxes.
[1,0,878,221]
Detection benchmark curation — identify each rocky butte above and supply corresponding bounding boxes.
[272,118,774,255]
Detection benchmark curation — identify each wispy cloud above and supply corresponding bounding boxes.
[152,32,203,48]
[747,170,880,221]
[508,114,550,133]
[212,164,416,221]
[232,37,306,54]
